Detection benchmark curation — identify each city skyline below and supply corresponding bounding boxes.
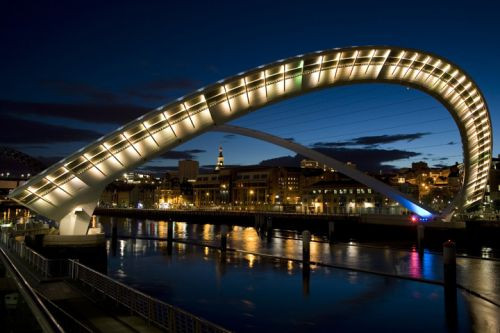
[1,1,499,173]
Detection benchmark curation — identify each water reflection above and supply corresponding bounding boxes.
[99,216,500,319]
[105,236,499,332]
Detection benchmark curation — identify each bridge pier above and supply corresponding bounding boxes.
[328,221,335,244]
[302,261,310,296]
[417,224,425,253]
[302,230,311,296]
[302,230,310,264]
[220,225,228,251]
[167,219,174,241]
[167,220,173,255]
[443,240,457,330]
[111,217,117,257]
[266,217,273,242]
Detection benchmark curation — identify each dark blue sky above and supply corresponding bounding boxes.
[1,0,499,171]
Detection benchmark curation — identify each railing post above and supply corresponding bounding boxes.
[44,259,49,278]
[168,307,175,332]
[148,297,153,326]
[74,259,79,280]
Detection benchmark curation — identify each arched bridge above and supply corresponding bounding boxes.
[213,125,435,217]
[9,46,492,234]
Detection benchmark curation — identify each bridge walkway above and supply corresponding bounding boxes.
[1,242,164,332]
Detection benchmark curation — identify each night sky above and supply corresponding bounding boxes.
[1,1,499,173]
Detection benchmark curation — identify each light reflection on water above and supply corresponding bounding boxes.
[105,236,499,332]
[99,217,500,288]
[100,217,500,332]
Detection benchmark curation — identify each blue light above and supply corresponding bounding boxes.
[395,195,434,218]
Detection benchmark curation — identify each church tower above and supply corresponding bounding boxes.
[215,146,224,170]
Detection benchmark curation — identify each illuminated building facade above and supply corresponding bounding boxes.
[193,166,301,209]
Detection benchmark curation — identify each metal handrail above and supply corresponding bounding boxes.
[0,246,64,332]
[0,234,229,332]
[34,289,93,333]
[69,259,230,333]
[0,236,68,279]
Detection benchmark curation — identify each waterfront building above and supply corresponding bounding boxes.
[156,173,193,208]
[193,166,302,210]
[302,173,415,215]
[178,159,199,182]
[92,154,472,214]
[100,182,158,208]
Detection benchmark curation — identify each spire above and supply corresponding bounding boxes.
[215,145,224,170]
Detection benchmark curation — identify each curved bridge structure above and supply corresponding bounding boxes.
[214,125,435,217]
[9,46,492,234]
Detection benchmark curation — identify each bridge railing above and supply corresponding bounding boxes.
[69,259,230,333]
[0,235,68,279]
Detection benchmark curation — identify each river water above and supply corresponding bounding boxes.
[99,217,499,332]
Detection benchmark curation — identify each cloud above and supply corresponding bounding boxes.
[40,80,120,103]
[136,79,199,91]
[353,133,430,145]
[125,91,168,102]
[13,145,48,149]
[312,141,351,148]
[0,99,149,124]
[125,78,200,101]
[260,147,421,171]
[312,132,431,148]
[41,78,199,104]
[158,149,206,160]
[0,114,102,144]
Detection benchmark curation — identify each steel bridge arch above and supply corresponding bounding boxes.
[10,46,492,234]
[213,125,435,217]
